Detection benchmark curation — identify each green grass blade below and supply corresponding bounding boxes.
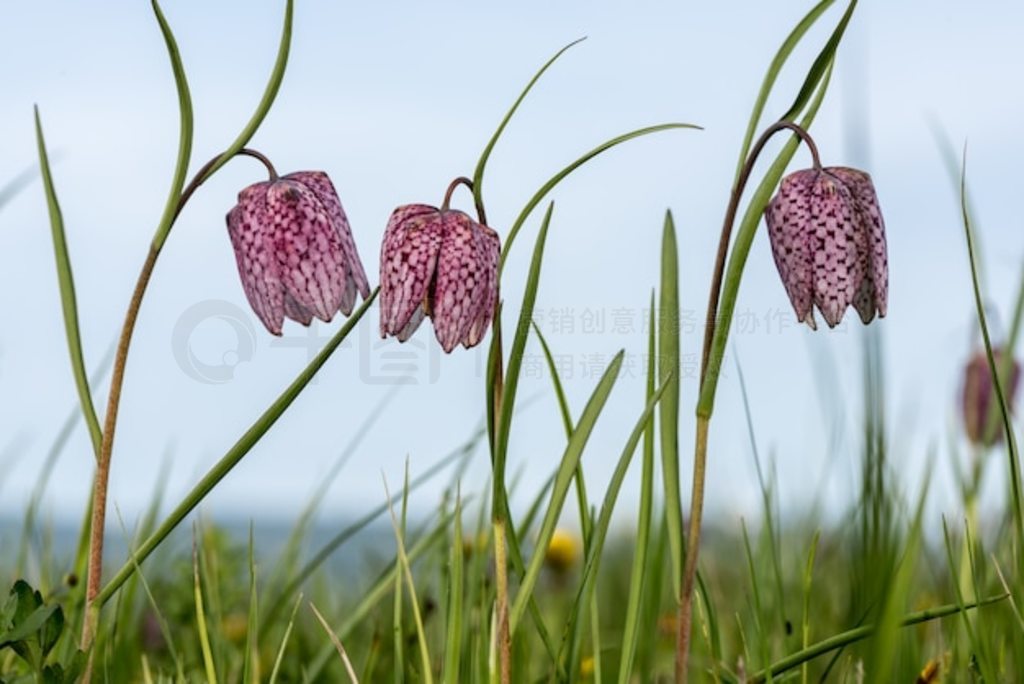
[800,531,820,684]
[531,321,574,436]
[658,210,683,599]
[472,37,586,211]
[303,513,456,682]
[958,151,1024,562]
[309,602,360,683]
[779,0,857,122]
[33,107,103,458]
[192,531,218,684]
[385,474,434,684]
[749,594,1008,683]
[268,593,302,684]
[243,524,258,684]
[163,0,293,234]
[97,289,378,606]
[148,0,194,251]
[733,0,835,182]
[617,291,658,683]
[442,491,465,684]
[498,123,700,273]
[493,202,554,516]
[563,373,673,678]
[509,351,624,634]
[261,427,472,629]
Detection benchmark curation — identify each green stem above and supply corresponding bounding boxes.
[748,593,1007,683]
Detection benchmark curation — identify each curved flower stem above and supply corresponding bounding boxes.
[441,175,489,226]
[699,121,820,380]
[676,121,820,683]
[80,148,277,652]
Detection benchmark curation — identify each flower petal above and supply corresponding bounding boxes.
[807,172,861,328]
[765,170,817,328]
[828,167,888,322]
[379,204,443,337]
[266,179,347,323]
[286,171,371,314]
[432,211,491,353]
[283,291,314,326]
[226,182,285,335]
[462,223,500,349]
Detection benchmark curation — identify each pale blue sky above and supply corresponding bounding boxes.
[1,2,1023,532]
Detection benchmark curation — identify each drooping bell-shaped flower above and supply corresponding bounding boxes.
[227,169,370,335]
[962,347,1021,446]
[379,183,500,353]
[765,166,888,329]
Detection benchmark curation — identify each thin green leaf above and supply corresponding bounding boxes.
[617,291,658,683]
[33,108,103,458]
[149,0,194,251]
[443,491,465,684]
[98,289,378,606]
[563,373,673,678]
[309,602,360,684]
[499,123,700,274]
[748,594,1008,683]
[509,351,624,633]
[192,531,218,684]
[734,0,835,182]
[658,210,683,599]
[268,593,302,684]
[493,202,554,515]
[472,37,586,210]
[779,0,857,122]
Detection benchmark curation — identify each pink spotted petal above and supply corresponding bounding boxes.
[265,179,348,324]
[806,172,862,328]
[379,204,444,338]
[286,171,371,314]
[765,170,817,329]
[432,211,491,353]
[283,291,314,326]
[462,223,500,348]
[397,305,427,342]
[227,182,285,335]
[827,167,888,323]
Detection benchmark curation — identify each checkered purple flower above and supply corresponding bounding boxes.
[764,166,888,330]
[379,204,500,353]
[962,348,1021,446]
[226,170,370,335]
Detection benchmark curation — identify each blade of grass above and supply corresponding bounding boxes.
[659,210,683,600]
[148,0,194,251]
[941,518,994,681]
[262,433,470,629]
[499,124,701,273]
[33,108,103,458]
[268,593,302,684]
[733,0,835,181]
[384,474,434,684]
[472,38,586,212]
[443,490,465,684]
[97,290,378,606]
[192,528,218,684]
[509,351,624,633]
[748,594,1008,683]
[617,291,658,684]
[243,524,259,684]
[154,0,293,247]
[562,373,673,678]
[310,602,360,684]
[800,531,820,684]
[779,0,856,122]
[958,150,1024,565]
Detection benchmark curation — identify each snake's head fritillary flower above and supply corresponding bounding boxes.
[226,170,370,335]
[379,193,500,353]
[962,347,1021,446]
[765,166,888,330]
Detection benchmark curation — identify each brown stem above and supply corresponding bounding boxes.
[699,121,820,388]
[79,147,277,657]
[678,121,820,684]
[441,175,489,226]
